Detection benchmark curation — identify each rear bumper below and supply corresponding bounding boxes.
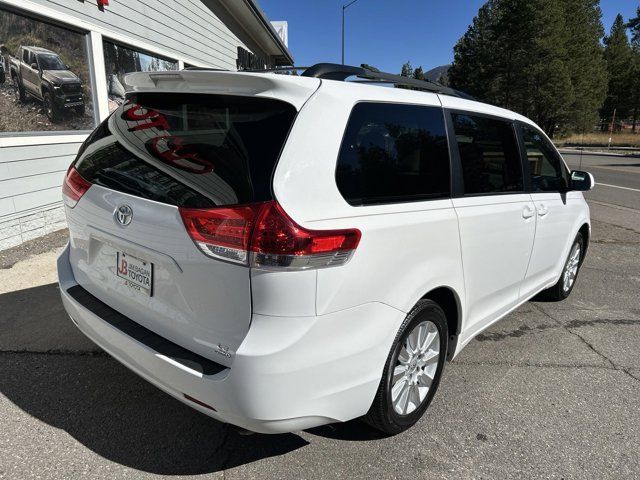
[58,243,404,433]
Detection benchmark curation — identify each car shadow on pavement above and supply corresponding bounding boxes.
[306,420,389,441]
[0,283,309,475]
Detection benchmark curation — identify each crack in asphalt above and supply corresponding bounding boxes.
[592,240,640,245]
[583,265,639,276]
[565,318,640,328]
[624,369,640,383]
[530,303,640,385]
[453,360,625,371]
[590,217,640,236]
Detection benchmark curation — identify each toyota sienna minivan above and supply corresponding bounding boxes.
[58,64,594,434]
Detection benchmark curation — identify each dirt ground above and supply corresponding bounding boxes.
[0,80,95,133]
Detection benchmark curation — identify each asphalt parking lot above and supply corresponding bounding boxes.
[1,152,638,479]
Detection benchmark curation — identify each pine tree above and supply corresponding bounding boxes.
[412,66,425,81]
[602,14,634,126]
[561,0,607,134]
[448,0,606,136]
[629,7,640,44]
[448,2,496,105]
[400,61,414,78]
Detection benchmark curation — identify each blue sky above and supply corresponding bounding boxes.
[261,0,640,73]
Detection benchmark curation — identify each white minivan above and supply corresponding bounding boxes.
[58,64,593,434]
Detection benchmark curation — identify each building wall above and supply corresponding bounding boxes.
[20,0,261,70]
[0,0,272,250]
[0,141,81,249]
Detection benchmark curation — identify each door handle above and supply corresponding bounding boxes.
[537,204,549,217]
[522,205,535,219]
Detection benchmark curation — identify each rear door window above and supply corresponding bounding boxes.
[451,113,523,195]
[74,93,297,207]
[335,102,450,206]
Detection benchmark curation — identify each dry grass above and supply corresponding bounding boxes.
[556,132,640,147]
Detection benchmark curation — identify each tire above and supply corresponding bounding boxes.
[0,71,5,84]
[13,76,25,102]
[539,232,584,301]
[74,104,85,116]
[363,299,448,435]
[43,92,60,122]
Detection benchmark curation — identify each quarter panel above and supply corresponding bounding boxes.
[313,201,465,317]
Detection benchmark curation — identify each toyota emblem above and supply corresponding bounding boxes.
[114,204,133,226]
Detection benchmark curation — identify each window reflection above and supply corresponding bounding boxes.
[103,41,178,112]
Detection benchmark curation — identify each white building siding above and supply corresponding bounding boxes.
[20,0,259,69]
[0,142,80,249]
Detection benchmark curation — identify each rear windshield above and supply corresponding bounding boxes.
[74,93,297,208]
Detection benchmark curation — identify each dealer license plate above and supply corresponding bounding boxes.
[116,252,153,297]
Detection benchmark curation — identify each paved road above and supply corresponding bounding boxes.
[1,153,638,479]
[563,151,640,213]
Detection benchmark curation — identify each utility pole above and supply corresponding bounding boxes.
[608,108,616,150]
[342,0,360,65]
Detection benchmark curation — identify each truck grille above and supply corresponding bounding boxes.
[62,83,82,94]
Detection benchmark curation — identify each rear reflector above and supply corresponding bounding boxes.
[183,393,216,411]
[62,166,91,208]
[179,201,361,269]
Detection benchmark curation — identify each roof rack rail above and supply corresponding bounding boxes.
[187,63,474,100]
[301,63,473,100]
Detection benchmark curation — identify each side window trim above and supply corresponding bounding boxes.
[517,121,571,194]
[446,108,525,198]
[514,122,533,193]
[444,109,464,197]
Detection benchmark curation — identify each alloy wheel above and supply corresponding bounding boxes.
[391,320,440,415]
[563,243,581,293]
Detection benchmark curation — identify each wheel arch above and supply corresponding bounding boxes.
[420,286,462,361]
[41,82,52,97]
[578,222,590,265]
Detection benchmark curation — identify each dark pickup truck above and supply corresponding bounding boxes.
[10,46,85,122]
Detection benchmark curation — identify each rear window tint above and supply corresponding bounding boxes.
[335,102,450,206]
[74,93,296,207]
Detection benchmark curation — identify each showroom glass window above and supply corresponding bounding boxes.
[0,6,96,133]
[103,41,178,112]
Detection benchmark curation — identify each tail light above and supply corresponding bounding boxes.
[179,201,361,269]
[179,204,263,264]
[62,166,91,208]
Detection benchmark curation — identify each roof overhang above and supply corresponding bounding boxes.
[216,0,294,66]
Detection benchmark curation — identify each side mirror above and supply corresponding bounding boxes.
[570,170,594,191]
[65,64,70,70]
[30,63,38,70]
